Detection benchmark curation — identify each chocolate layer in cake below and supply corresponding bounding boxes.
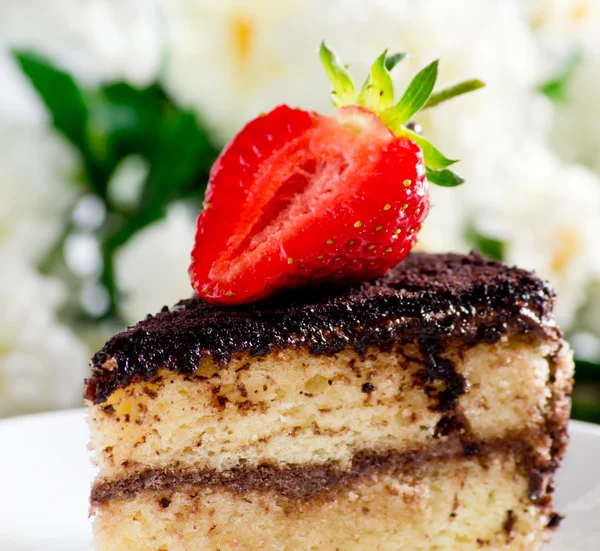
[91,436,550,504]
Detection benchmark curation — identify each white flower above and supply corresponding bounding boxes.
[0,120,80,263]
[422,142,600,329]
[527,0,600,50]
[0,0,162,85]
[526,0,600,174]
[115,202,197,324]
[163,0,330,144]
[163,0,551,145]
[0,252,89,418]
[550,54,600,174]
[379,0,554,253]
[477,144,600,328]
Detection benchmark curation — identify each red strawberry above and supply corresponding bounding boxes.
[190,43,484,304]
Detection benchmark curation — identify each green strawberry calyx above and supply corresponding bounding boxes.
[320,41,485,187]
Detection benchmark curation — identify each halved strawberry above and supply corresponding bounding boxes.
[190,44,484,304]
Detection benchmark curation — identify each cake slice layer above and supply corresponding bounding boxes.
[90,337,569,479]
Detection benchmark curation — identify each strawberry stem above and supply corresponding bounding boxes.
[319,44,484,187]
[424,79,485,109]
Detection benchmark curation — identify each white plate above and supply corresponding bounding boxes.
[0,411,598,550]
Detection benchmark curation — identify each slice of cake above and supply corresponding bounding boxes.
[86,252,573,551]
[87,45,571,551]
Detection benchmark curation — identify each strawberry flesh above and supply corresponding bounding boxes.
[190,105,429,304]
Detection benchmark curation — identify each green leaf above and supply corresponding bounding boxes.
[384,52,407,72]
[571,364,600,424]
[424,79,485,109]
[396,127,457,169]
[82,82,218,200]
[357,50,394,112]
[13,51,111,197]
[95,85,217,228]
[98,96,217,319]
[13,50,88,148]
[574,358,600,382]
[474,235,504,261]
[426,167,464,187]
[14,50,219,323]
[382,59,439,127]
[85,83,165,169]
[319,41,356,107]
[539,53,581,103]
[141,109,217,213]
[465,224,505,261]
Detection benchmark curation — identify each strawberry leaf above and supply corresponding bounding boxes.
[382,59,439,127]
[385,52,407,72]
[319,41,356,107]
[424,79,485,109]
[397,127,457,169]
[426,167,464,187]
[357,50,394,112]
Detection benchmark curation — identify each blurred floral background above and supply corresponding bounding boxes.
[0,0,599,421]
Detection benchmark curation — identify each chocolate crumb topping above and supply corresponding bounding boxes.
[86,252,557,404]
[547,512,564,529]
[361,383,375,393]
[159,497,171,508]
[503,510,516,542]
